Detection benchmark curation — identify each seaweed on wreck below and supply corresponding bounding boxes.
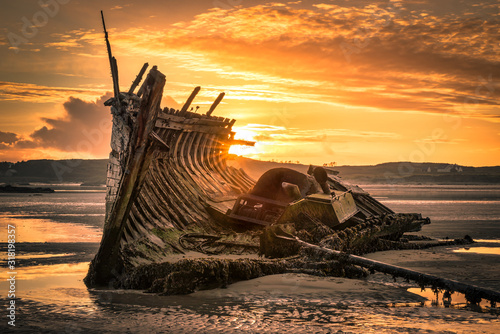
[121,257,367,295]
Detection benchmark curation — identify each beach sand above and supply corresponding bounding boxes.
[3,239,499,333]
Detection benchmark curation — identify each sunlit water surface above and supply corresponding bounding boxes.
[0,184,499,333]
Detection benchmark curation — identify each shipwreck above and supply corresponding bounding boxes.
[85,13,500,306]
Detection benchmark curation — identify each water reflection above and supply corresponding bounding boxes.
[453,247,500,255]
[12,253,76,259]
[407,288,495,310]
[2,265,499,333]
[0,262,89,283]
[0,217,102,243]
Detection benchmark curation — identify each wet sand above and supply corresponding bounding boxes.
[2,240,499,333]
[365,240,500,292]
[1,185,499,333]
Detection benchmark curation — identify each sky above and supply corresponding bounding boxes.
[0,0,499,166]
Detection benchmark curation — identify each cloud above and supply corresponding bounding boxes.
[39,1,493,121]
[28,94,113,157]
[14,140,39,149]
[2,0,499,165]
[0,81,105,103]
[4,1,499,122]
[0,131,18,144]
[38,1,500,121]
[0,93,113,159]
[0,86,215,161]
[110,4,132,11]
[414,136,467,145]
[234,123,400,144]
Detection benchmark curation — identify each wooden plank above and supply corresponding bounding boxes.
[128,63,149,95]
[157,112,233,127]
[155,119,233,135]
[207,92,225,116]
[279,234,500,304]
[180,86,201,114]
[86,67,166,287]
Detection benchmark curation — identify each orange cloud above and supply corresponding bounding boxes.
[0,81,104,103]
[0,94,113,160]
[46,2,495,121]
[6,3,500,101]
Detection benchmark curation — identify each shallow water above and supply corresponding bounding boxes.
[453,246,500,255]
[362,184,500,240]
[1,267,499,333]
[0,184,499,332]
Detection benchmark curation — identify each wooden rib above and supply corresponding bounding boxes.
[134,193,161,228]
[162,162,208,218]
[197,132,225,194]
[129,204,155,231]
[174,131,211,197]
[155,160,204,215]
[186,131,219,194]
[209,134,248,192]
[203,134,238,193]
[141,180,182,229]
[149,172,195,227]
[144,169,191,229]
[184,131,214,192]
[196,132,230,195]
[182,131,217,194]
[208,134,239,189]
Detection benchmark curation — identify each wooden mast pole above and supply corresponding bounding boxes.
[101,11,120,105]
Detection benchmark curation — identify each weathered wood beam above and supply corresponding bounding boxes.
[101,11,120,105]
[128,63,149,95]
[85,66,166,287]
[207,92,225,116]
[181,86,201,114]
[279,233,500,304]
[230,139,256,146]
[150,131,170,150]
[154,119,234,135]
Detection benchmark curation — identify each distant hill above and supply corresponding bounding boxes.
[333,162,500,184]
[230,157,500,185]
[0,159,108,185]
[1,157,499,185]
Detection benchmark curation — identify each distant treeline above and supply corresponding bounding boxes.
[233,158,500,185]
[1,158,499,185]
[333,162,500,184]
[0,159,108,184]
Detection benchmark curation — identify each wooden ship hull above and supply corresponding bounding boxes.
[84,62,431,287]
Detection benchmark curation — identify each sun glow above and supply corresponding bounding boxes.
[229,128,259,156]
[228,144,258,156]
[233,128,258,142]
